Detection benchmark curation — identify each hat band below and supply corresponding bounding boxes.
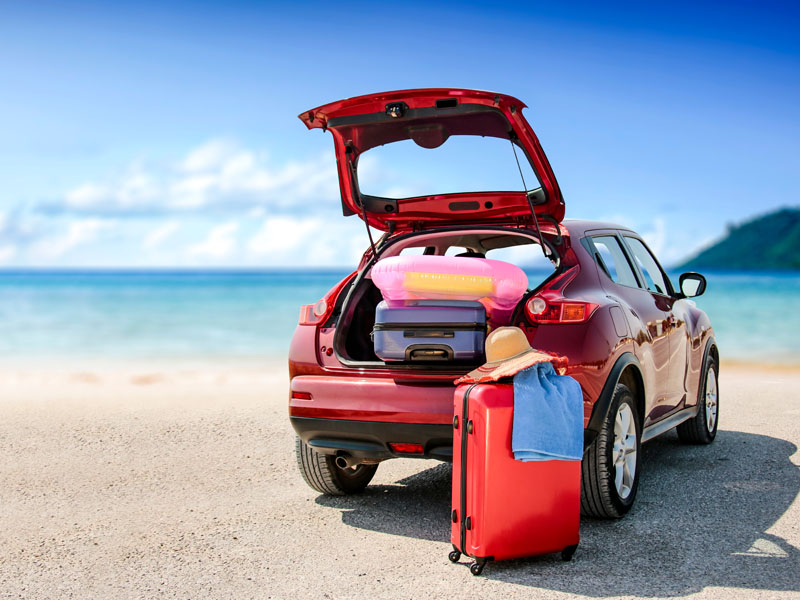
[480,346,535,369]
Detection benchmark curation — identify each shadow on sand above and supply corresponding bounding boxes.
[316,430,800,597]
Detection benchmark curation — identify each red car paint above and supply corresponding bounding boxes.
[288,89,717,464]
[298,88,564,231]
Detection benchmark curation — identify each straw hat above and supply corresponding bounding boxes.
[455,326,567,384]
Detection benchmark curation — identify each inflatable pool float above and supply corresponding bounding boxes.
[371,255,528,320]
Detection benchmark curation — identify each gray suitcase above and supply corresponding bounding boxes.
[372,300,487,362]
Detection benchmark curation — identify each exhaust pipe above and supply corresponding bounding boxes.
[335,453,360,469]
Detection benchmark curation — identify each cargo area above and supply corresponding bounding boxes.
[333,228,560,366]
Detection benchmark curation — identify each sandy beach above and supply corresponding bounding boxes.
[1,360,798,599]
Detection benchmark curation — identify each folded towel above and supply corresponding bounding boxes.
[512,362,584,461]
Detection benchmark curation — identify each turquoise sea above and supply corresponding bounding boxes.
[0,270,798,365]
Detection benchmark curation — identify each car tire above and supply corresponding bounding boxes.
[677,354,719,444]
[581,383,641,519]
[295,437,378,495]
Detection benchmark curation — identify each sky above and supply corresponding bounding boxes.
[0,0,798,268]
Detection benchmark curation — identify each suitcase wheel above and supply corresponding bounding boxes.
[470,558,488,576]
[448,550,461,563]
[561,544,578,562]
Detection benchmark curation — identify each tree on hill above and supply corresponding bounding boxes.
[678,207,800,270]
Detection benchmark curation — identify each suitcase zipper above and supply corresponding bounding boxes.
[459,383,479,556]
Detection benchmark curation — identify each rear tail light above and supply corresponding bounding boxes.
[526,298,598,323]
[298,272,356,326]
[291,391,313,401]
[388,442,424,455]
[525,267,598,324]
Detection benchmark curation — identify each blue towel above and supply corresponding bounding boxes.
[511,362,584,461]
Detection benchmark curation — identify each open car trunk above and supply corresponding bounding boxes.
[332,227,562,368]
[299,88,565,232]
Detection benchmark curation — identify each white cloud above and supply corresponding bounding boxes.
[188,221,239,260]
[0,244,17,263]
[181,139,238,172]
[248,216,321,256]
[58,139,341,217]
[247,215,376,267]
[64,183,109,209]
[31,218,116,259]
[143,221,180,250]
[640,216,667,257]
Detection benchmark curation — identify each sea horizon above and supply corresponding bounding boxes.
[1,269,798,366]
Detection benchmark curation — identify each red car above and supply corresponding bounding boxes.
[289,89,718,518]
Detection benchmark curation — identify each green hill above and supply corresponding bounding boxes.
[678,207,800,271]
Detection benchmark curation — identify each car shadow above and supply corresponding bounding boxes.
[315,430,800,597]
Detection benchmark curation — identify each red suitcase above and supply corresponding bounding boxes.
[449,382,580,575]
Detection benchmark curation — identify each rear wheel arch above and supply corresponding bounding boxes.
[693,336,717,407]
[585,353,645,447]
[707,340,719,369]
[618,364,645,427]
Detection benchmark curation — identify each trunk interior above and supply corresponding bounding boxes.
[333,227,560,368]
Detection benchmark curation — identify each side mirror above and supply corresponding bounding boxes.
[678,272,707,298]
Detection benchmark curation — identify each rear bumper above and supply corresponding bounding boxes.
[289,374,456,461]
[291,416,453,461]
[289,375,456,424]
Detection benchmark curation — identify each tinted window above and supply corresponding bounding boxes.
[624,237,670,295]
[591,235,639,287]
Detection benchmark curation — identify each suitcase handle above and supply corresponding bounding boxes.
[405,345,454,361]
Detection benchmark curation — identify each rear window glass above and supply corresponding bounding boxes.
[591,235,639,287]
[356,136,540,199]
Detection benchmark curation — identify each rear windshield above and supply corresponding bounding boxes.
[357,136,540,199]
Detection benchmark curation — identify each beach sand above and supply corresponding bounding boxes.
[1,361,798,599]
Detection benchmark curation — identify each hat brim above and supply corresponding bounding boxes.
[455,348,567,384]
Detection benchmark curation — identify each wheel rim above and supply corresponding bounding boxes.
[612,403,637,500]
[705,369,718,432]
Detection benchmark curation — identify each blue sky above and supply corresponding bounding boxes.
[0,0,798,267]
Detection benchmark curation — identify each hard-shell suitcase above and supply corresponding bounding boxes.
[449,382,580,575]
[372,300,486,362]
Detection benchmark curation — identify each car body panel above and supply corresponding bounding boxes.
[290,375,454,425]
[298,88,565,231]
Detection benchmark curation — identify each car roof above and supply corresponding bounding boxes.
[562,219,638,237]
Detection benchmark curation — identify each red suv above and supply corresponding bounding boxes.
[289,89,718,518]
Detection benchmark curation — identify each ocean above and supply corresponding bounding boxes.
[0,270,798,365]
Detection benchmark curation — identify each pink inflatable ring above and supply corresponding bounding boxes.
[371,255,528,319]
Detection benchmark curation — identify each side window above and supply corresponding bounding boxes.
[624,237,670,295]
[590,235,639,287]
